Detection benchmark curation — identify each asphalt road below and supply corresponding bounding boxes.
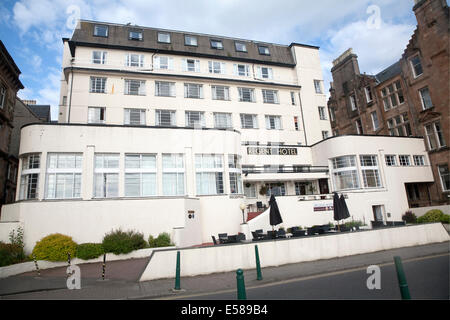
[174,253,449,300]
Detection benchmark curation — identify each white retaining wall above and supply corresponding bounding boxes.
[139,223,449,281]
[409,205,449,217]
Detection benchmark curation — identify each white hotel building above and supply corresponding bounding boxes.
[0,21,435,252]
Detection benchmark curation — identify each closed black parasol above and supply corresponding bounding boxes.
[269,195,283,228]
[339,194,350,220]
[333,192,342,221]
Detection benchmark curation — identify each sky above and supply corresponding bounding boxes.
[0,0,423,121]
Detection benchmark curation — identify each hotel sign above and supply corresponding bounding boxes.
[247,147,298,156]
[313,203,334,212]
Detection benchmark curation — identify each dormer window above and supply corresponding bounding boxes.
[129,30,143,41]
[158,32,171,43]
[94,25,108,37]
[184,35,198,46]
[210,39,223,50]
[258,45,270,55]
[235,42,247,52]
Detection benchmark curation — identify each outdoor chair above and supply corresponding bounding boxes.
[292,230,306,237]
[237,233,246,242]
[252,231,264,241]
[277,229,286,238]
[211,235,218,245]
[255,229,263,234]
[267,230,277,239]
[218,233,228,244]
[227,235,237,243]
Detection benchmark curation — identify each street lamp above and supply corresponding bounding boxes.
[240,203,247,224]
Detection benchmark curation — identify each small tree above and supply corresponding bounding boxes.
[402,211,417,224]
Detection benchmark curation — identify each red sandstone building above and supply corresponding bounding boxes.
[328,0,449,207]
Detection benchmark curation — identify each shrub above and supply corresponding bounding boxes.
[417,209,446,224]
[9,227,24,249]
[0,242,26,267]
[440,214,450,224]
[402,211,417,224]
[76,243,104,260]
[344,220,364,228]
[148,232,174,248]
[102,229,147,255]
[32,234,77,262]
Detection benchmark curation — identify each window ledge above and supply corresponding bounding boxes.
[428,146,449,154]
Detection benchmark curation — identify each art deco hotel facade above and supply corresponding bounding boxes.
[0,21,435,251]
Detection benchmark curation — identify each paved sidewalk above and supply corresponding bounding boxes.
[0,241,448,300]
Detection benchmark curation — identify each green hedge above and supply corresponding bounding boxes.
[76,243,104,260]
[102,229,147,255]
[32,234,78,262]
[148,233,174,248]
[0,242,26,267]
[417,209,449,224]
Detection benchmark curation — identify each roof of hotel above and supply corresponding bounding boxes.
[375,60,402,84]
[67,20,308,67]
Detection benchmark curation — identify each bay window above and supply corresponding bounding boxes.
[162,154,185,196]
[19,154,40,200]
[195,154,224,195]
[94,154,119,198]
[45,153,82,199]
[331,155,360,190]
[124,154,157,197]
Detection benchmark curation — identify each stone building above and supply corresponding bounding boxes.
[328,0,449,207]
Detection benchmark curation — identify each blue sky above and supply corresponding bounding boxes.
[0,0,422,120]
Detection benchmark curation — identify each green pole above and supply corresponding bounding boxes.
[236,269,247,300]
[394,256,411,300]
[174,251,181,290]
[255,245,263,280]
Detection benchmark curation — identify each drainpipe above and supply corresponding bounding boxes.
[298,90,308,145]
[67,66,74,123]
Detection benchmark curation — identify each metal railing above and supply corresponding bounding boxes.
[243,166,329,175]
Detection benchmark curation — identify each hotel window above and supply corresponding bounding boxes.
[155,109,176,127]
[256,66,273,79]
[90,77,106,93]
[129,30,143,41]
[88,107,105,124]
[45,153,82,199]
[365,86,373,103]
[371,111,379,131]
[0,84,6,109]
[294,116,299,131]
[208,61,226,74]
[124,154,157,197]
[94,154,119,198]
[331,155,360,191]
[19,154,40,200]
[266,183,286,197]
[355,118,363,135]
[124,79,146,96]
[162,154,185,196]
[318,106,327,120]
[399,155,411,166]
[413,155,425,166]
[158,32,171,43]
[235,42,247,52]
[290,92,296,105]
[184,35,198,46]
[438,165,450,192]
[238,87,255,102]
[385,155,397,166]
[185,111,205,128]
[262,90,279,104]
[387,113,412,136]
[94,25,108,37]
[244,184,256,198]
[154,56,174,70]
[211,85,230,101]
[214,112,232,129]
[155,81,176,97]
[92,51,107,64]
[419,87,433,110]
[381,81,404,110]
[360,155,382,188]
[295,182,314,195]
[184,83,203,99]
[210,39,223,49]
[234,64,250,77]
[424,121,446,150]
[410,55,423,78]
[124,108,146,126]
[265,115,282,130]
[125,54,144,67]
[258,45,270,55]
[349,94,357,111]
[228,155,243,194]
[195,154,224,195]
[240,114,258,129]
[314,80,323,94]
[322,131,329,140]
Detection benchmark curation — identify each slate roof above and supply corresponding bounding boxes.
[375,60,402,84]
[28,104,51,122]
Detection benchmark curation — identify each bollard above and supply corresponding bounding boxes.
[174,251,181,290]
[236,269,247,300]
[102,253,106,280]
[67,252,71,266]
[32,255,41,277]
[394,256,411,300]
[255,245,263,280]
